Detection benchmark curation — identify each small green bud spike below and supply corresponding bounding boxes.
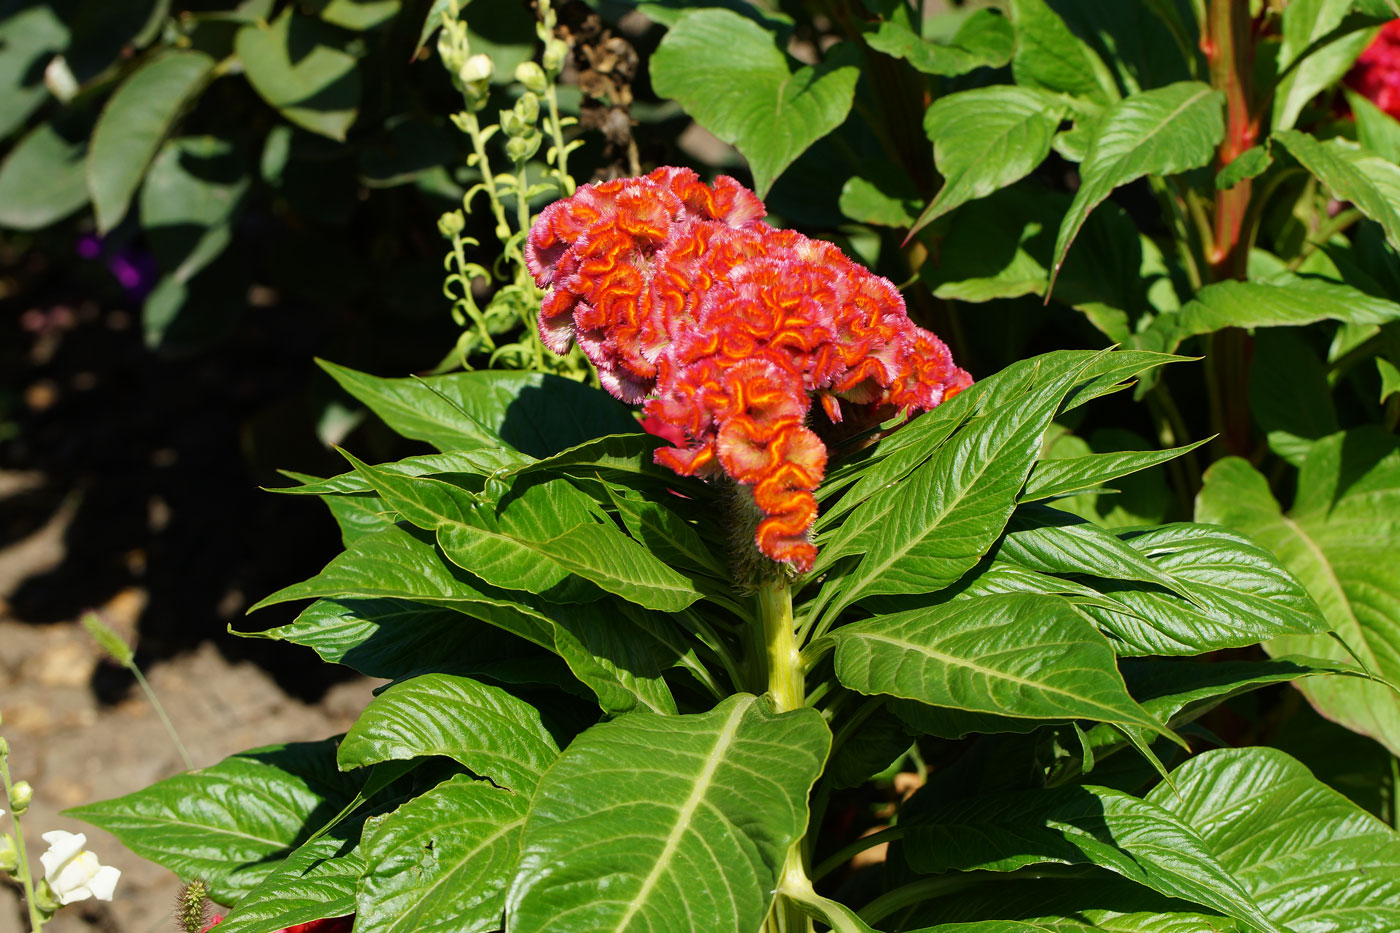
[9,781,31,814]
[82,612,135,668]
[437,210,466,238]
[514,92,541,126]
[176,879,213,933]
[543,38,568,75]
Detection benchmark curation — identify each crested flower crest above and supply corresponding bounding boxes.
[526,167,971,571]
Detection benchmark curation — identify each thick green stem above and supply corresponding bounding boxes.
[1,754,46,932]
[755,577,814,933]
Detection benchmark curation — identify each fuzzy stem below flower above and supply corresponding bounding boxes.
[0,753,46,932]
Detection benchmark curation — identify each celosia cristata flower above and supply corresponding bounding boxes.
[526,167,970,572]
[1348,20,1400,119]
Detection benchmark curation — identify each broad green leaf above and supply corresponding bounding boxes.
[1216,145,1272,190]
[814,359,1085,613]
[910,86,1067,238]
[213,831,361,933]
[1143,274,1400,353]
[1022,439,1208,502]
[357,775,526,933]
[0,118,91,229]
[338,673,559,793]
[276,449,535,496]
[342,453,701,612]
[66,741,361,902]
[1060,523,1329,656]
[244,597,509,679]
[318,360,636,456]
[649,9,858,197]
[838,172,920,228]
[1248,329,1339,467]
[251,523,680,715]
[904,785,1281,933]
[832,593,1164,733]
[1008,0,1118,105]
[315,0,400,30]
[1274,0,1375,131]
[236,9,360,141]
[1148,747,1400,929]
[0,5,68,140]
[862,9,1013,77]
[87,51,214,233]
[415,0,451,53]
[1274,130,1400,253]
[1050,82,1224,291]
[1045,0,1194,96]
[1348,90,1400,163]
[506,695,830,933]
[1197,436,1400,755]
[1380,356,1400,402]
[1042,429,1172,529]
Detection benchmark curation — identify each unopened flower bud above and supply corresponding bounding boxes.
[514,91,540,126]
[543,38,568,75]
[459,53,493,86]
[500,108,525,137]
[506,132,541,163]
[9,782,31,813]
[437,210,466,238]
[515,61,547,94]
[0,737,9,758]
[0,833,18,875]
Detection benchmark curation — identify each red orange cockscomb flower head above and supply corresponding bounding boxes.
[526,168,971,573]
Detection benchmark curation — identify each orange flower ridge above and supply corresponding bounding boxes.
[526,167,971,572]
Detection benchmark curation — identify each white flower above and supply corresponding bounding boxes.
[38,831,120,905]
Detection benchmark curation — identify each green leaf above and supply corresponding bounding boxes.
[1248,329,1339,467]
[1348,90,1400,163]
[314,0,400,30]
[904,785,1282,933]
[832,593,1165,733]
[862,9,1013,77]
[1380,356,1400,403]
[506,695,830,933]
[838,172,920,228]
[1273,0,1375,132]
[1273,130,1400,253]
[318,360,636,456]
[1050,82,1224,292]
[252,522,680,715]
[1056,523,1329,657]
[1022,439,1208,502]
[66,741,361,903]
[277,449,535,495]
[649,9,858,197]
[337,673,559,793]
[1215,145,1272,190]
[814,357,1087,613]
[1197,436,1400,756]
[0,117,92,229]
[357,774,526,933]
[415,0,452,54]
[212,831,361,933]
[1143,273,1400,353]
[86,50,214,233]
[910,86,1067,238]
[236,9,360,141]
[1008,0,1119,105]
[0,4,68,141]
[341,452,701,612]
[1147,747,1400,929]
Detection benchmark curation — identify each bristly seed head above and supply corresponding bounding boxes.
[175,878,212,933]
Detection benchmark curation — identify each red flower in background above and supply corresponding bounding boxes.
[526,167,970,572]
[1347,20,1400,118]
[202,915,352,933]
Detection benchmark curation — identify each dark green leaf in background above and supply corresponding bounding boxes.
[863,8,1013,78]
[650,8,858,197]
[0,115,92,229]
[1008,0,1119,105]
[236,9,361,141]
[87,50,215,233]
[0,4,68,141]
[1274,130,1400,253]
[1273,0,1375,132]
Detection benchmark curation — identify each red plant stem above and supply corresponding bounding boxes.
[1205,0,1258,282]
[1203,0,1257,457]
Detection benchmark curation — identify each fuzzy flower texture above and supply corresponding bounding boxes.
[526,167,970,572]
[1348,20,1400,118]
